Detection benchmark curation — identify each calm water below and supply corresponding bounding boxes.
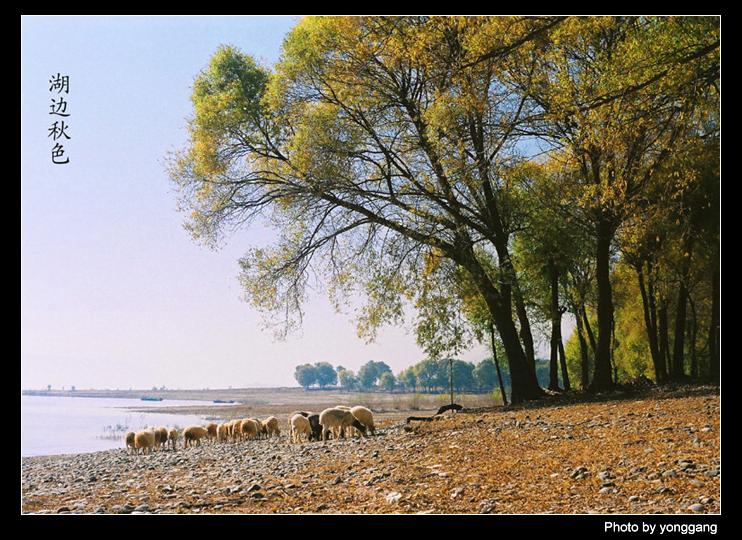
[21,395,234,457]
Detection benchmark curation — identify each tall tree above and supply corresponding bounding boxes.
[168,18,558,403]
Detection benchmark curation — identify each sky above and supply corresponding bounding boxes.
[21,16,572,391]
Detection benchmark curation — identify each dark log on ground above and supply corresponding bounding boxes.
[406,403,463,424]
[436,403,463,415]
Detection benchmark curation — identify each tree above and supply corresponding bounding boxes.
[314,362,337,388]
[517,16,719,391]
[398,368,417,392]
[338,368,359,391]
[168,18,559,403]
[358,360,392,389]
[294,363,318,389]
[474,358,498,391]
[379,372,396,392]
[414,358,442,392]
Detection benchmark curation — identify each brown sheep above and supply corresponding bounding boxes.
[241,418,260,440]
[154,427,169,450]
[183,426,208,448]
[216,423,229,442]
[134,430,156,455]
[206,422,218,442]
[124,431,136,454]
[168,428,179,450]
[262,416,280,438]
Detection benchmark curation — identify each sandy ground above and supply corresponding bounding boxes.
[21,386,720,515]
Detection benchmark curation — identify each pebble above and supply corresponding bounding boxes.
[386,491,402,504]
[688,503,705,513]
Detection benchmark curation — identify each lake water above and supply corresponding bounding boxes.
[21,395,235,457]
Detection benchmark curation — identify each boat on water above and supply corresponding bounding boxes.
[140,396,164,402]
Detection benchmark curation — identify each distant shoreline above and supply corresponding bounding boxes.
[21,387,303,402]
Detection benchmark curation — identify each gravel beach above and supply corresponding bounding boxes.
[21,389,720,515]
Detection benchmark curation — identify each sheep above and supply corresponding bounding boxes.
[232,419,244,442]
[290,413,312,444]
[291,411,323,441]
[134,430,156,455]
[255,418,269,439]
[319,408,367,441]
[168,428,179,450]
[350,406,376,435]
[217,423,229,442]
[241,418,260,440]
[183,425,208,448]
[154,427,169,450]
[206,422,218,442]
[124,431,136,454]
[262,416,280,438]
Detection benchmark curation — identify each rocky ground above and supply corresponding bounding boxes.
[21,388,720,514]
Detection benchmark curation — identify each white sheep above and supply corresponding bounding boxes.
[350,405,376,435]
[183,425,208,448]
[290,413,312,444]
[319,408,367,441]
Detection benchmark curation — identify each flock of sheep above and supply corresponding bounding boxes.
[124,405,376,455]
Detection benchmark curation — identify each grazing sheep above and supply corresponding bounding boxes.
[350,406,376,435]
[291,411,323,441]
[290,413,312,444]
[206,423,218,442]
[233,419,245,442]
[154,427,169,450]
[183,425,208,448]
[262,416,280,438]
[241,418,260,440]
[168,428,179,450]
[217,423,229,442]
[319,408,367,441]
[134,430,156,455]
[255,418,269,439]
[124,431,136,454]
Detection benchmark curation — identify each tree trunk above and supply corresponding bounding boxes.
[575,309,590,389]
[582,305,597,356]
[590,219,615,392]
[671,237,693,380]
[658,299,671,377]
[708,258,719,384]
[689,295,698,379]
[448,358,454,406]
[548,261,561,391]
[558,334,570,391]
[512,283,537,374]
[489,321,508,406]
[460,251,543,404]
[637,263,665,383]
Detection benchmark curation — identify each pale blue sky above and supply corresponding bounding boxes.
[21,16,564,390]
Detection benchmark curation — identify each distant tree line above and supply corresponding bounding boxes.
[294,358,551,393]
